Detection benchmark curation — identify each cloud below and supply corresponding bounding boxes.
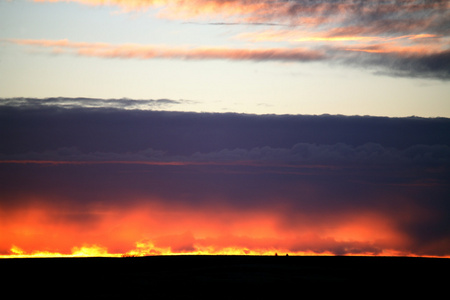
[7,36,449,79]
[0,97,190,110]
[1,104,450,256]
[236,28,450,79]
[23,0,449,79]
[4,142,449,167]
[32,0,450,27]
[7,39,326,62]
[338,48,450,79]
[1,102,450,155]
[2,157,448,256]
[31,0,450,39]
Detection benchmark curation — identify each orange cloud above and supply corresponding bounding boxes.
[343,42,446,55]
[237,29,442,44]
[8,39,326,62]
[10,35,448,67]
[29,0,449,67]
[236,28,448,55]
[0,196,415,258]
[31,0,450,28]
[32,0,281,22]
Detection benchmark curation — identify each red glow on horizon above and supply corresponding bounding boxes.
[1,201,443,259]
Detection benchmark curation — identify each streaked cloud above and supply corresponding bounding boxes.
[21,0,448,79]
[7,39,326,62]
[0,97,193,110]
[7,37,449,79]
[32,0,450,27]
[31,0,450,37]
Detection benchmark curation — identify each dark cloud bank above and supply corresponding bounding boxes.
[1,99,450,256]
[1,98,449,156]
[340,49,450,80]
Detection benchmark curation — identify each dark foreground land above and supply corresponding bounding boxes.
[2,255,449,297]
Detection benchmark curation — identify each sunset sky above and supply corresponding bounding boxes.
[1,0,450,116]
[1,0,450,258]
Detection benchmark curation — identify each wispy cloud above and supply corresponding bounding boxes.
[7,38,450,79]
[25,0,449,79]
[7,39,326,62]
[32,0,450,36]
[32,0,450,27]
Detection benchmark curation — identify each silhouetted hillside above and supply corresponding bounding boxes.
[2,255,448,297]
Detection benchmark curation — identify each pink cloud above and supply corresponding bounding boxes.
[9,39,326,62]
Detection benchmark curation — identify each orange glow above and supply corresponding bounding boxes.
[234,28,449,59]
[322,213,406,246]
[237,30,440,44]
[1,199,440,259]
[1,244,121,258]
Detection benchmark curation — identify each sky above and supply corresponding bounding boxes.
[1,1,450,258]
[1,0,450,116]
[1,102,450,257]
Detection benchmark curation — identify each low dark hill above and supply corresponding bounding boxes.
[1,255,449,297]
